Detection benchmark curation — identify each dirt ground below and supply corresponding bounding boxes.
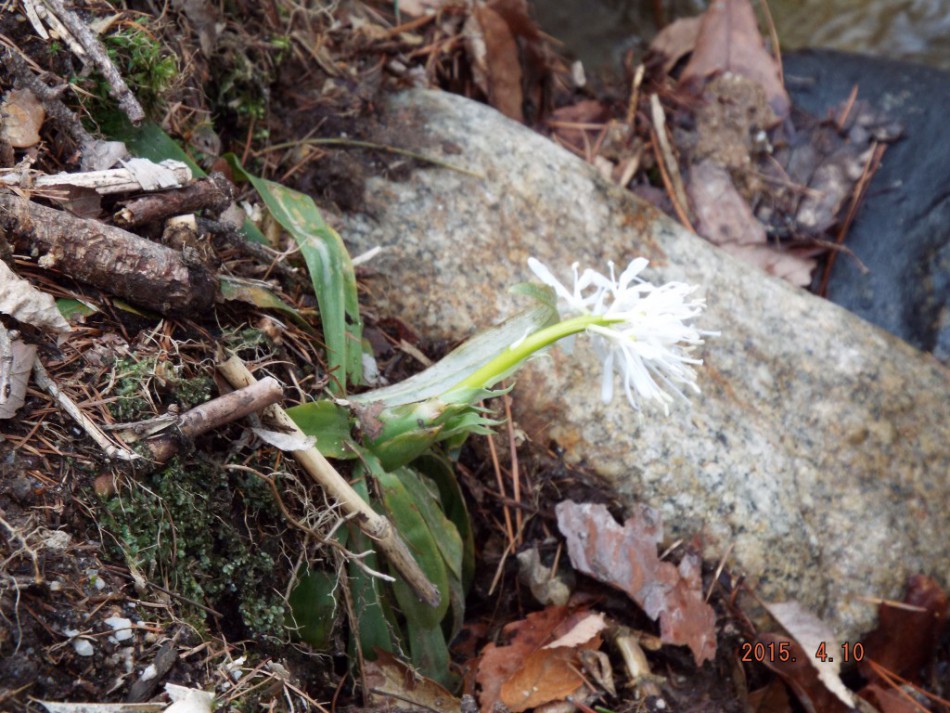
[1,1,948,712]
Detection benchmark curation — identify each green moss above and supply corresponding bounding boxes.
[76,21,177,120]
[109,356,214,421]
[99,458,289,641]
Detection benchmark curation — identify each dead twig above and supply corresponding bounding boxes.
[0,159,193,194]
[217,354,441,609]
[38,0,146,124]
[0,43,94,148]
[0,193,217,316]
[115,174,233,228]
[142,377,283,463]
[818,141,886,296]
[31,354,141,462]
[649,94,696,233]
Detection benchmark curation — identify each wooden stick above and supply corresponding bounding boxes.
[217,355,441,609]
[31,355,141,462]
[650,94,696,234]
[40,0,145,124]
[0,194,216,316]
[143,377,283,464]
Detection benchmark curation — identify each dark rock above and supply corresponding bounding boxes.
[785,50,950,360]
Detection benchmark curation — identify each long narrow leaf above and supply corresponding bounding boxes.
[348,472,398,659]
[234,170,363,394]
[349,301,557,408]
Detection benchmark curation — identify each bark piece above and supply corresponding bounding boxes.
[0,160,193,194]
[115,174,233,227]
[0,194,216,316]
[127,636,179,702]
[142,377,283,464]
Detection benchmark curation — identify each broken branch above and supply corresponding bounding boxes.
[0,193,217,316]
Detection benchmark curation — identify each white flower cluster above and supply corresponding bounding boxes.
[528,257,712,412]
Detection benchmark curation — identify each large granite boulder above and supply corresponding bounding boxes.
[340,89,950,639]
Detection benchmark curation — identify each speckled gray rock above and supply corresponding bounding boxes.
[340,89,950,639]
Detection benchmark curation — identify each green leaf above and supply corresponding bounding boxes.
[404,619,453,689]
[413,454,475,593]
[103,117,203,175]
[399,466,467,647]
[349,302,558,409]
[218,275,302,319]
[368,460,453,683]
[369,426,443,472]
[56,298,98,321]
[347,472,397,659]
[510,281,558,312]
[228,161,363,394]
[286,400,357,459]
[398,468,463,583]
[287,568,338,650]
[366,463,450,627]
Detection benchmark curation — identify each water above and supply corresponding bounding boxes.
[531,0,950,71]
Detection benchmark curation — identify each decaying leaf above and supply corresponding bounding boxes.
[0,88,45,148]
[763,600,855,708]
[679,0,790,118]
[464,5,523,122]
[0,260,72,336]
[516,546,572,606]
[746,678,792,713]
[0,336,36,419]
[365,650,461,713]
[647,16,702,75]
[858,682,919,713]
[860,574,949,683]
[688,159,766,246]
[548,99,608,154]
[555,501,716,665]
[477,606,604,713]
[719,243,818,287]
[462,0,549,125]
[755,634,852,713]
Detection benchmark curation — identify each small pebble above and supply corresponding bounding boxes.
[105,616,134,642]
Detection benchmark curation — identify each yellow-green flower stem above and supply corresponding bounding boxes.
[452,314,621,392]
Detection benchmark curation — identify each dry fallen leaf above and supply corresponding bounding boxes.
[763,600,855,708]
[477,606,604,713]
[555,501,716,665]
[0,338,36,419]
[464,5,523,122]
[365,650,461,713]
[679,0,790,118]
[860,574,949,683]
[648,16,702,75]
[0,260,72,336]
[746,678,793,713]
[463,0,549,125]
[719,243,818,287]
[755,633,853,713]
[0,88,45,148]
[687,159,766,246]
[858,682,919,713]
